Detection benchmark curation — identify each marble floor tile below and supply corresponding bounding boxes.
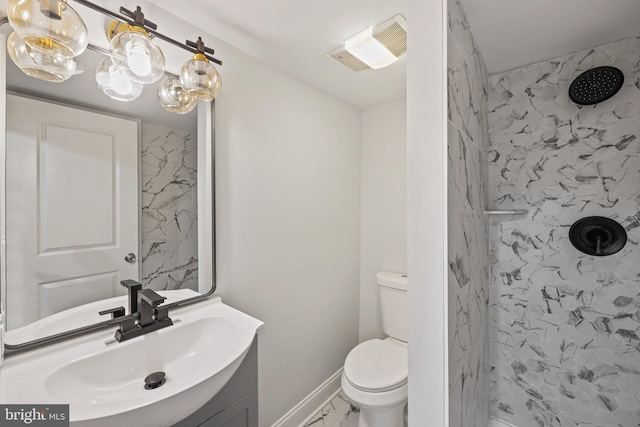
[304,393,357,427]
[305,391,411,427]
[328,408,359,427]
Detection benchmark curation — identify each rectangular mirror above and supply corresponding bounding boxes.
[0,24,215,347]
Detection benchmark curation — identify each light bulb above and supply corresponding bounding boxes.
[125,40,151,76]
[109,29,165,84]
[95,57,143,102]
[109,66,133,95]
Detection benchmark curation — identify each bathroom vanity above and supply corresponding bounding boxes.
[0,296,264,427]
[0,5,266,426]
[174,338,258,427]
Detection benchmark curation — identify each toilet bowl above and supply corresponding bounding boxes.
[341,271,408,427]
[341,337,407,427]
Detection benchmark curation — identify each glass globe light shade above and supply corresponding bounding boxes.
[7,31,76,82]
[179,54,222,101]
[157,77,197,114]
[110,29,165,84]
[7,0,88,59]
[95,57,143,102]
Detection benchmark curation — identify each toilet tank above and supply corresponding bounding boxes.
[377,271,408,342]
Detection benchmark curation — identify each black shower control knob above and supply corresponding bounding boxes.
[569,216,627,257]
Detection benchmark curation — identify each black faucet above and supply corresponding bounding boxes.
[138,288,167,327]
[121,279,142,314]
[100,280,174,343]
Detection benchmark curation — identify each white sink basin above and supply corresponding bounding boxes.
[0,297,264,427]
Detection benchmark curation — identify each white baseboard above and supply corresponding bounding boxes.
[490,416,518,427]
[271,368,343,427]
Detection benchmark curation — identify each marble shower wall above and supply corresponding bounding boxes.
[141,124,198,292]
[488,37,640,427]
[447,1,491,426]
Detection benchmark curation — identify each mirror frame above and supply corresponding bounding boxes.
[0,18,217,355]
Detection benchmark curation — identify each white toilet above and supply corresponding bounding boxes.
[341,271,408,427]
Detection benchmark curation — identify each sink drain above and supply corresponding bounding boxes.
[144,372,166,390]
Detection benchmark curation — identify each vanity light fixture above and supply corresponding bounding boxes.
[95,56,143,102]
[5,0,223,112]
[7,31,77,82]
[328,14,407,72]
[180,37,222,101]
[7,0,88,59]
[107,7,165,85]
[157,77,197,114]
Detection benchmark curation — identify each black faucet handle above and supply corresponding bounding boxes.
[121,279,142,291]
[139,289,166,307]
[99,306,126,319]
[121,280,142,313]
[155,305,170,321]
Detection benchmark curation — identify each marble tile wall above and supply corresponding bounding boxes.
[488,37,640,426]
[141,124,198,292]
[447,1,491,426]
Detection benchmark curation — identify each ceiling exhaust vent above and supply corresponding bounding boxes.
[327,50,372,72]
[373,16,407,58]
[328,14,407,72]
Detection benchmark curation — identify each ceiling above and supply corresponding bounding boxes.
[147,0,407,110]
[5,1,634,108]
[460,0,640,75]
[0,0,407,109]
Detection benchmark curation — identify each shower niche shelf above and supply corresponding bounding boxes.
[484,209,529,221]
[483,210,529,216]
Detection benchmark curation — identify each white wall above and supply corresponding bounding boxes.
[206,25,361,427]
[0,1,362,425]
[214,46,361,427]
[359,99,407,342]
[141,7,363,427]
[182,13,361,427]
[407,0,449,425]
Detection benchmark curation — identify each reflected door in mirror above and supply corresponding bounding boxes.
[6,94,139,330]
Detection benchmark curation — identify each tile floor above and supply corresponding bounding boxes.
[303,392,360,427]
[304,391,409,427]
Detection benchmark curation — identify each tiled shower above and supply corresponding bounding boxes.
[448,1,640,426]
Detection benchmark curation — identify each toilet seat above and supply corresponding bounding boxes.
[343,338,407,393]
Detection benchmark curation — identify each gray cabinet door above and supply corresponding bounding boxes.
[199,390,258,427]
[173,338,258,427]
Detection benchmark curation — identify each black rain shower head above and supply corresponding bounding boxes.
[568,66,624,105]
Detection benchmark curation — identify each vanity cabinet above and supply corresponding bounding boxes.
[199,391,258,427]
[173,338,259,427]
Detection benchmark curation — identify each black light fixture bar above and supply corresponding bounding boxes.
[120,6,158,30]
[69,0,223,65]
[187,37,216,56]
